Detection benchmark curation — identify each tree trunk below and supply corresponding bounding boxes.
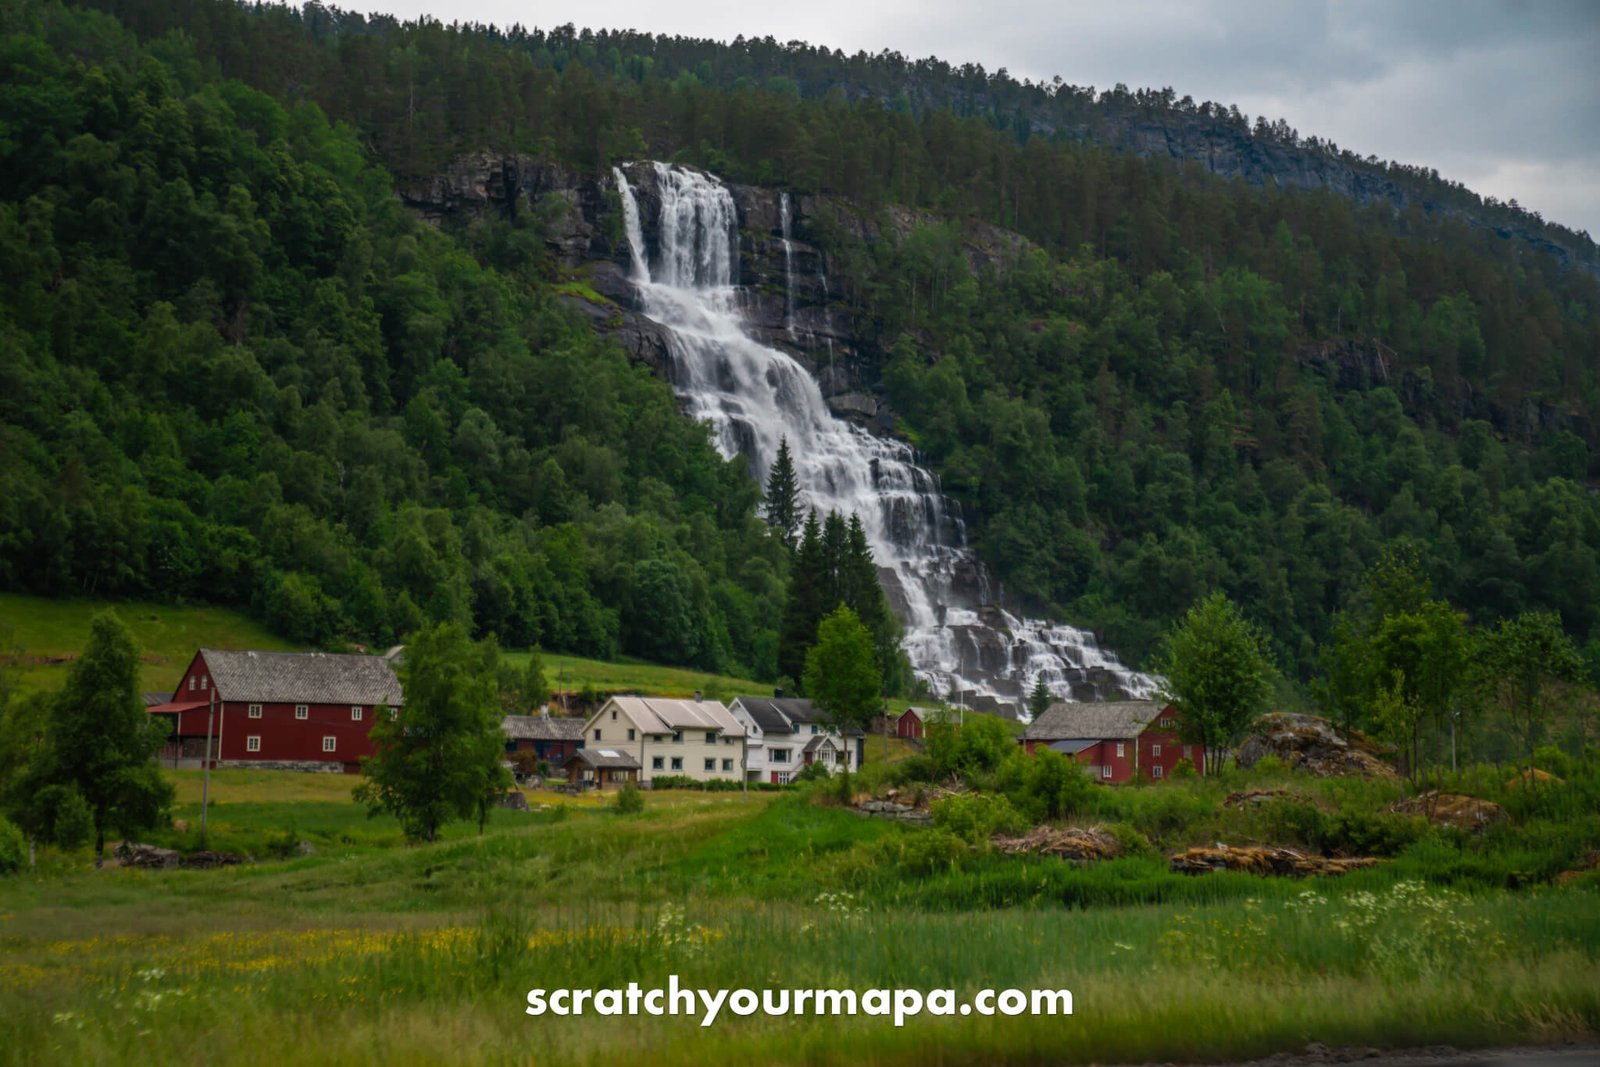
[94,828,105,870]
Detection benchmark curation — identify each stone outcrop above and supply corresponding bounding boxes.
[992,825,1125,862]
[113,842,250,869]
[852,799,932,825]
[1390,792,1507,832]
[1236,713,1398,779]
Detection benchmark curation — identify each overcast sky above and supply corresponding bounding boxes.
[341,0,1600,237]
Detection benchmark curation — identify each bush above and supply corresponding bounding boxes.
[1317,809,1423,857]
[896,830,971,875]
[927,715,1016,780]
[1171,757,1197,779]
[52,789,93,851]
[1002,748,1095,821]
[0,816,29,874]
[614,781,645,814]
[795,761,832,782]
[930,792,1027,845]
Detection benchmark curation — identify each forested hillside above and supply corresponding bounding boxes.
[3,0,1599,699]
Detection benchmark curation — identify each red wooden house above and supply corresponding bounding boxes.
[895,707,925,740]
[1021,701,1204,783]
[501,712,586,763]
[147,648,403,773]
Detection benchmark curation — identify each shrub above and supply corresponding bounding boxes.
[891,754,938,784]
[1003,748,1095,822]
[927,715,1016,780]
[0,816,25,874]
[795,761,831,782]
[930,793,1027,845]
[1317,809,1423,857]
[614,781,645,814]
[1171,757,1197,779]
[896,830,971,875]
[52,789,93,851]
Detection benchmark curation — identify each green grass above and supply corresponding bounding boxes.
[2,770,1598,1065]
[515,650,768,701]
[0,593,300,697]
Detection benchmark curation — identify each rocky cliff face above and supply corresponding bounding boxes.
[400,155,886,426]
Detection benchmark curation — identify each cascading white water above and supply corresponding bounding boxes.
[779,192,797,339]
[613,161,1156,714]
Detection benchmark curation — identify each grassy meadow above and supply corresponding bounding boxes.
[2,762,1598,1066]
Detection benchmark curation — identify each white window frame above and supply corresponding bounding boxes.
[704,731,717,744]
[295,705,309,720]
[1115,742,1125,757]
[390,708,399,721]
[771,748,790,763]
[248,704,262,719]
[246,735,261,752]
[1102,765,1112,779]
[1183,745,1192,758]
[200,676,207,690]
[722,759,733,771]
[351,706,363,720]
[670,757,683,771]
[652,756,664,770]
[322,736,337,753]
[1153,764,1164,779]
[188,678,196,691]
[703,758,715,772]
[1152,744,1161,757]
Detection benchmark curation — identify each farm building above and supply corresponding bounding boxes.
[147,648,403,773]
[582,696,745,785]
[500,712,585,763]
[728,695,864,784]
[1020,701,1203,783]
[896,707,926,740]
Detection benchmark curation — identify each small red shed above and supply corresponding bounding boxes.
[147,648,404,773]
[895,707,925,740]
[1021,701,1203,783]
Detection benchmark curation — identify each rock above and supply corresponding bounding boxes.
[171,819,189,833]
[295,840,317,856]
[992,826,1124,862]
[1390,792,1507,831]
[1236,713,1398,779]
[183,850,248,869]
[498,789,530,811]
[1223,788,1301,809]
[1553,851,1600,886]
[1169,843,1381,878]
[1507,767,1562,789]
[826,392,878,419]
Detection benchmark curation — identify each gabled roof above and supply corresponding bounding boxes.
[141,692,173,707]
[1046,739,1099,755]
[731,696,866,737]
[500,715,586,742]
[599,696,744,738]
[1023,701,1167,742]
[199,649,403,707]
[565,747,640,770]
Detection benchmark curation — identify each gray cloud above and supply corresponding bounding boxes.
[345,0,1600,235]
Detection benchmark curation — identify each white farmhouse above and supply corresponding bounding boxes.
[581,696,746,785]
[728,695,864,784]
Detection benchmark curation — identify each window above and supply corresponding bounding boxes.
[1153,764,1164,779]
[810,725,818,734]
[610,709,617,720]
[188,678,196,691]
[1115,742,1124,757]
[1183,745,1192,758]
[295,705,308,720]
[722,759,733,772]
[705,731,717,744]
[670,757,683,771]
[776,772,791,785]
[246,735,261,753]
[652,756,664,770]
[1102,765,1112,779]
[1152,744,1161,757]
[390,708,399,721]
[200,676,207,690]
[672,731,683,743]
[704,758,715,772]
[323,737,337,753]
[771,748,789,763]
[351,706,363,721]
[627,728,635,741]
[248,704,262,719]
[593,729,602,741]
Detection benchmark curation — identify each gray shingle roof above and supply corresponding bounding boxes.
[141,692,173,707]
[1023,701,1167,741]
[500,715,586,741]
[597,696,744,737]
[731,696,867,737]
[566,747,640,770]
[201,649,403,706]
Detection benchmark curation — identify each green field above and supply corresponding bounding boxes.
[1,762,1598,1066]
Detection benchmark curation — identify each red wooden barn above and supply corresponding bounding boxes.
[1021,701,1204,783]
[895,707,925,740]
[148,648,403,773]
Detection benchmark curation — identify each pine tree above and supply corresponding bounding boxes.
[1028,675,1055,720]
[764,436,801,549]
[778,510,827,687]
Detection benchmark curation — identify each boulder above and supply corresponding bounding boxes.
[1236,713,1398,779]
[114,842,181,869]
[1390,792,1507,831]
[1223,788,1302,809]
[183,850,248,869]
[1170,843,1381,878]
[498,789,530,811]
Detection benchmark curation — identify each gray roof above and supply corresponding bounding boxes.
[500,715,586,741]
[142,692,173,707]
[200,648,403,706]
[1023,701,1167,742]
[596,696,745,738]
[565,747,640,770]
[731,696,866,737]
[1046,739,1099,755]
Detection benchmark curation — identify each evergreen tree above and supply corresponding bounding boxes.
[802,605,883,782]
[778,511,827,687]
[1027,675,1055,721]
[354,622,512,841]
[764,436,801,549]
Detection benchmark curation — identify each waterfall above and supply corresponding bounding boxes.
[779,192,797,339]
[611,161,1155,715]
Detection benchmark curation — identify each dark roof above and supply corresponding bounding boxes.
[564,747,639,770]
[1046,739,1098,755]
[1023,701,1166,742]
[200,649,403,706]
[500,715,586,741]
[141,692,173,707]
[732,696,866,737]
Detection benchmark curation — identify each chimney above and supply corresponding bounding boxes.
[773,687,784,699]
[693,690,703,703]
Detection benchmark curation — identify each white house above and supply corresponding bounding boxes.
[580,696,746,785]
[728,695,864,784]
